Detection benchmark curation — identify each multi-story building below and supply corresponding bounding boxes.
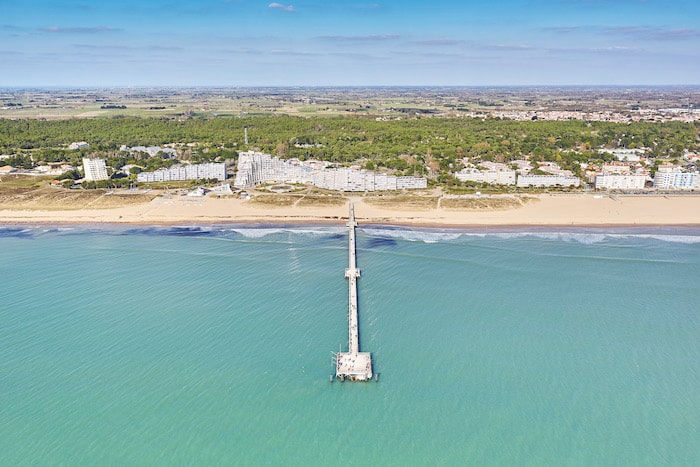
[234,151,313,187]
[653,170,699,190]
[136,162,226,183]
[234,151,427,191]
[455,168,516,185]
[595,174,646,190]
[82,158,109,181]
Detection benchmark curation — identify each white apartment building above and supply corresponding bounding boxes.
[234,151,427,191]
[595,174,646,190]
[137,162,226,183]
[311,168,427,191]
[516,174,580,188]
[653,170,699,190]
[82,158,109,181]
[455,168,516,185]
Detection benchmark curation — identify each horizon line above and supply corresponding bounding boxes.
[2,84,700,90]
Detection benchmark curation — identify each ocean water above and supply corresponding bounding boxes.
[1,224,699,465]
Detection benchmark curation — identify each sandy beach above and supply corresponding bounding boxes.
[1,193,699,227]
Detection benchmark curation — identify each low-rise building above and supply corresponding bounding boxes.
[121,145,177,158]
[516,174,580,188]
[537,162,574,177]
[601,162,632,175]
[455,168,516,185]
[598,148,644,162]
[34,164,74,176]
[68,142,89,150]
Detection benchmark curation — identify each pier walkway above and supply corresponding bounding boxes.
[334,204,373,382]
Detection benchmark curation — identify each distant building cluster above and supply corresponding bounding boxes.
[120,145,178,158]
[35,164,76,177]
[598,149,644,162]
[83,158,109,181]
[453,148,700,191]
[234,151,427,191]
[137,162,226,183]
[589,149,700,191]
[586,150,651,190]
[461,109,700,124]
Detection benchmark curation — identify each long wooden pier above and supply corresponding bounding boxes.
[333,204,373,382]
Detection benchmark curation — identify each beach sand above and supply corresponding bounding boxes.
[1,193,699,226]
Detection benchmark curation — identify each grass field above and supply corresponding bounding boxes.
[0,175,157,210]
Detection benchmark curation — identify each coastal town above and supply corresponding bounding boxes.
[2,87,699,199]
[1,87,699,228]
[2,143,698,195]
[2,86,699,124]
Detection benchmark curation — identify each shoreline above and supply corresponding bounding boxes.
[1,193,699,229]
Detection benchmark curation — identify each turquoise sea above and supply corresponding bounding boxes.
[1,224,699,465]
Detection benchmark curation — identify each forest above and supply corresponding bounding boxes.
[0,116,697,179]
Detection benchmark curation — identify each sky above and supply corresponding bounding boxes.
[1,0,699,87]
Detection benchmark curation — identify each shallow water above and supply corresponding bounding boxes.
[1,225,699,464]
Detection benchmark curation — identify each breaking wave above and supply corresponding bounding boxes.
[359,226,700,245]
[2,224,699,245]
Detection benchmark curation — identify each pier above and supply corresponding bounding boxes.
[333,204,373,382]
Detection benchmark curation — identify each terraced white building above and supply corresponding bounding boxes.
[234,151,427,191]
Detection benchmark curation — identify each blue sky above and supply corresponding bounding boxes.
[2,0,699,86]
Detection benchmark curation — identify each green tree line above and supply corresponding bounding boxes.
[1,116,697,174]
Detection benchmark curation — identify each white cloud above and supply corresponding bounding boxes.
[39,26,121,34]
[268,3,295,12]
[317,34,400,42]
